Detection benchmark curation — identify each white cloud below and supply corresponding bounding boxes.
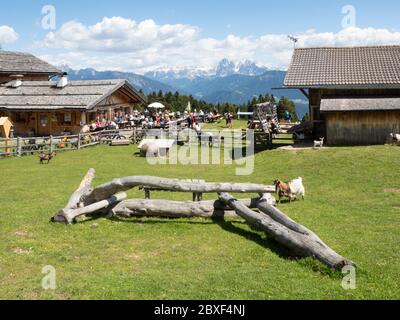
[0,25,19,44]
[36,17,400,73]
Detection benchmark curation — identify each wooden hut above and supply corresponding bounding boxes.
[284,46,400,145]
[0,78,146,136]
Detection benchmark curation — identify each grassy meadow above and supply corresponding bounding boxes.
[0,137,399,299]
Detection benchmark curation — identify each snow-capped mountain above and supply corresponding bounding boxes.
[58,61,308,118]
[144,66,214,81]
[144,59,269,81]
[215,59,268,77]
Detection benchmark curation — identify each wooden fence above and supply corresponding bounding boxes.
[0,129,134,158]
[0,122,251,159]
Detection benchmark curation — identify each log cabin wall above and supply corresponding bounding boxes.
[1,110,83,136]
[325,110,400,145]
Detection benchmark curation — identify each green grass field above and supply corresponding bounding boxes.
[0,141,399,299]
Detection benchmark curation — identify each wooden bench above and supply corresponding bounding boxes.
[140,179,206,201]
[110,139,131,146]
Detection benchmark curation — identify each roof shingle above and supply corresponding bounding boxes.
[0,79,146,110]
[284,46,400,88]
[0,51,60,74]
[320,97,400,112]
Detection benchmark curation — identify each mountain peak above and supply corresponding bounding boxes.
[216,59,236,77]
[216,59,268,77]
[144,59,269,81]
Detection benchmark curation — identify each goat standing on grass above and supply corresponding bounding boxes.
[273,180,293,203]
[389,133,400,145]
[274,177,305,203]
[39,152,56,164]
[314,137,324,148]
[288,177,305,201]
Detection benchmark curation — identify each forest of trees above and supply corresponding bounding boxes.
[136,90,299,121]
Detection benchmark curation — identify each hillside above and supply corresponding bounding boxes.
[64,63,309,118]
[65,68,178,95]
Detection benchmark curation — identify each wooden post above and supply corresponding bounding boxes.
[16,137,22,157]
[144,189,151,199]
[77,133,81,150]
[50,135,54,153]
[133,127,137,144]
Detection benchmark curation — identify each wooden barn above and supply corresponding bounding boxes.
[284,45,400,145]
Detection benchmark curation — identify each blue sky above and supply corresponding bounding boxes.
[1,0,400,73]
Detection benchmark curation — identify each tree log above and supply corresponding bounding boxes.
[54,192,127,224]
[84,176,275,204]
[256,196,323,243]
[52,168,96,223]
[65,168,96,209]
[218,193,353,269]
[111,195,276,219]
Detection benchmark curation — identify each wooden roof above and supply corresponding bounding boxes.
[320,97,400,112]
[0,51,60,75]
[284,46,400,88]
[0,79,146,111]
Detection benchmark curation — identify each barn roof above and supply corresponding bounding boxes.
[0,79,146,111]
[0,51,60,75]
[320,97,400,112]
[284,46,400,88]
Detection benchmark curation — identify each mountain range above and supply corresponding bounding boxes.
[62,59,308,117]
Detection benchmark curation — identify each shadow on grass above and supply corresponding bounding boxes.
[74,213,344,277]
[212,217,294,261]
[212,217,344,278]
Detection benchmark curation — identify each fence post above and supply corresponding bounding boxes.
[17,137,22,157]
[77,133,81,150]
[50,135,54,153]
[133,127,137,144]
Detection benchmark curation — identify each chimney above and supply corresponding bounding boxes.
[7,74,24,88]
[57,72,68,88]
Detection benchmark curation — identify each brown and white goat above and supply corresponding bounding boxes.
[273,177,306,203]
[273,179,293,203]
[39,152,56,164]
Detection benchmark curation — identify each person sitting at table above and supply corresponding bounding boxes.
[160,117,165,129]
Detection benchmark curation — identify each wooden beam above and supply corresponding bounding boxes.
[299,89,309,100]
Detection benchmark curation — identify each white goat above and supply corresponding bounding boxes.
[389,133,400,145]
[288,177,305,201]
[314,137,324,148]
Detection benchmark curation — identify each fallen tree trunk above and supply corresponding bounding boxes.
[219,193,353,269]
[54,193,127,224]
[111,195,275,219]
[66,168,96,209]
[256,196,323,243]
[84,176,275,204]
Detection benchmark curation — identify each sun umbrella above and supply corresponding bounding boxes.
[148,102,166,110]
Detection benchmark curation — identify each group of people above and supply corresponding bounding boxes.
[80,107,236,134]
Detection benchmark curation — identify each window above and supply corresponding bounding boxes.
[40,115,48,127]
[64,112,72,125]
